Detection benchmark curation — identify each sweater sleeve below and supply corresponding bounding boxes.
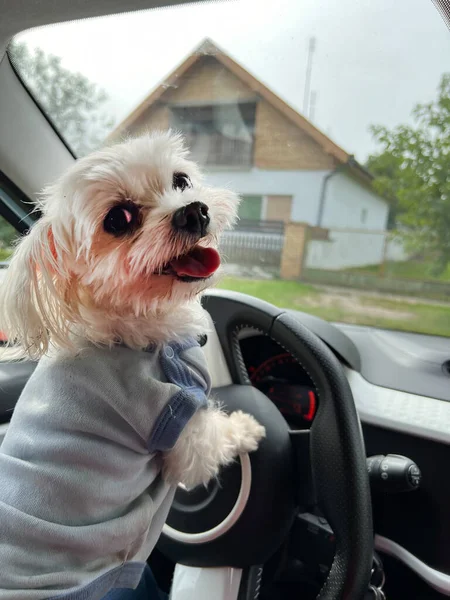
[147,340,211,453]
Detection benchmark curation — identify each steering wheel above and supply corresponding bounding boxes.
[157,290,373,600]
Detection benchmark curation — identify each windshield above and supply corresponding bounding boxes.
[8,0,450,337]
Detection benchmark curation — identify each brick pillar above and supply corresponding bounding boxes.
[280,222,308,280]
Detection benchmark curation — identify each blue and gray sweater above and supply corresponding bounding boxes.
[0,337,210,599]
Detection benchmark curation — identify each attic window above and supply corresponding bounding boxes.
[170,102,256,167]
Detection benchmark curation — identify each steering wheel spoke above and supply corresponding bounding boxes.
[170,564,242,600]
[290,429,317,509]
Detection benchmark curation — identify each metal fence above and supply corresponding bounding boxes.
[219,219,285,270]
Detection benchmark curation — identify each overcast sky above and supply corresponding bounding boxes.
[15,0,450,162]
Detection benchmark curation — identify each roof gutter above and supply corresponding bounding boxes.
[347,155,374,182]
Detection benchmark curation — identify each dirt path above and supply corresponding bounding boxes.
[314,284,450,308]
[301,289,414,321]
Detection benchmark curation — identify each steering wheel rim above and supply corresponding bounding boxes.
[158,290,373,600]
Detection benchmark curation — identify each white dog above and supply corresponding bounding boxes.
[0,132,265,600]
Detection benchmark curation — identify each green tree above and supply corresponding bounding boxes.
[367,73,450,272]
[9,41,114,157]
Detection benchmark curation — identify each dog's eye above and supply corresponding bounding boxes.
[103,204,139,236]
[173,172,191,191]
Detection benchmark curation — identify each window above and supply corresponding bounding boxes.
[170,102,256,167]
[0,217,17,260]
[238,195,263,220]
[0,186,22,260]
[8,0,450,338]
[0,210,19,344]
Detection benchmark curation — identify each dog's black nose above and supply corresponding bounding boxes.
[172,202,210,237]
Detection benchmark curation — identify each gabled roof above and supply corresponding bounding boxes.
[109,38,372,182]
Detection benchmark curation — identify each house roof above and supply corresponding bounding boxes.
[109,38,372,182]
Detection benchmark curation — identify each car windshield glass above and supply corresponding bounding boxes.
[8,0,450,337]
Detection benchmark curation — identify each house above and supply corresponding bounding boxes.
[108,39,389,237]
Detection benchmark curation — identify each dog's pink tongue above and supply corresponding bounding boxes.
[170,247,221,278]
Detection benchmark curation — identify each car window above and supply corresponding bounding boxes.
[7,0,450,337]
[0,213,16,263]
[0,206,19,344]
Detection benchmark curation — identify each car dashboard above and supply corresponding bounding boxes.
[0,307,449,598]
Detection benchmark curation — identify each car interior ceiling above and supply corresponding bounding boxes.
[0,1,449,600]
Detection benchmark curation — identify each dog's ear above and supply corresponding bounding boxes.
[0,218,69,359]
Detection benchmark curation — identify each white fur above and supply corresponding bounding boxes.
[0,131,265,489]
[163,404,266,489]
[0,131,239,357]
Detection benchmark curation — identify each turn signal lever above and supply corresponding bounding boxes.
[367,454,421,493]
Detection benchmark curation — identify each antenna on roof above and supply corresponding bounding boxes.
[309,90,317,122]
[303,37,316,119]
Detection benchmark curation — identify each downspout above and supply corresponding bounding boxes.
[316,163,345,227]
[316,155,373,227]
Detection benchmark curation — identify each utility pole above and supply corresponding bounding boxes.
[309,90,317,122]
[303,36,316,118]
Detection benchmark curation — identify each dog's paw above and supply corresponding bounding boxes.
[228,410,266,454]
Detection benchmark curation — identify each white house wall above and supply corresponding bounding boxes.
[206,168,395,270]
[305,231,411,270]
[206,169,388,231]
[205,169,329,224]
[322,172,389,230]
[305,230,386,270]
[304,172,391,269]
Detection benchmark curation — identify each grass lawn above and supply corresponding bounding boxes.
[218,278,316,306]
[350,260,450,282]
[218,276,450,337]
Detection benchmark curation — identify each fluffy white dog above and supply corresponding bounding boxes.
[0,132,265,600]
